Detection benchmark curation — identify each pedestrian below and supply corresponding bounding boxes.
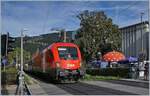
[144,63,149,80]
[131,64,138,79]
[2,56,8,70]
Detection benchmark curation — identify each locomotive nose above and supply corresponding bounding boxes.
[60,60,81,70]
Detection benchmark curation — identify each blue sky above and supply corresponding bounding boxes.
[1,1,149,37]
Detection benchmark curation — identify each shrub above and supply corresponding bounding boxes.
[86,68,129,78]
[1,67,18,85]
[83,74,120,80]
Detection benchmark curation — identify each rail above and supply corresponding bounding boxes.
[24,81,32,95]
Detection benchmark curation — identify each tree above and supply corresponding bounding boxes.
[74,10,121,61]
[8,47,31,65]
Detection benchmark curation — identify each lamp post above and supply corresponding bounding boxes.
[51,28,66,42]
[20,28,28,95]
[141,12,144,52]
[148,0,150,62]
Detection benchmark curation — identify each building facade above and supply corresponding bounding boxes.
[120,21,149,60]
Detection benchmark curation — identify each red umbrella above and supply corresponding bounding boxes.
[103,51,125,62]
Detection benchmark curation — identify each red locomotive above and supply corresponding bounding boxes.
[31,42,84,82]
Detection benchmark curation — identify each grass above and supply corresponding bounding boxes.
[83,74,120,81]
[1,66,37,85]
[1,67,17,73]
[24,74,38,85]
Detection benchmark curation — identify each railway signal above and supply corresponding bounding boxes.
[1,33,15,71]
[6,33,15,54]
[1,33,16,56]
[1,34,7,56]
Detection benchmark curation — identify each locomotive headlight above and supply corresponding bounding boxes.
[56,62,60,68]
[80,62,82,67]
[67,64,75,67]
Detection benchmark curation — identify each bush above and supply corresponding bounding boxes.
[1,67,18,85]
[86,68,129,78]
[83,74,120,81]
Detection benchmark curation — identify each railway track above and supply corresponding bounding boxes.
[26,71,137,95]
[55,82,136,95]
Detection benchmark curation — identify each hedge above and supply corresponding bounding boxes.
[86,68,130,78]
[2,67,18,85]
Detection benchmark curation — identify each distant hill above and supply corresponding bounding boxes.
[14,31,77,55]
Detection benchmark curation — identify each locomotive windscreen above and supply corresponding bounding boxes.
[58,47,78,60]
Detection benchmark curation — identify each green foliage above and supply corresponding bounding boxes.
[14,32,74,55]
[24,74,37,85]
[1,67,17,84]
[86,68,129,78]
[8,47,31,64]
[75,10,121,61]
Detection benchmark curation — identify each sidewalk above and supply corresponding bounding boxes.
[7,85,17,95]
[1,84,17,95]
[121,78,149,83]
[1,74,47,95]
[26,74,47,95]
[82,80,149,95]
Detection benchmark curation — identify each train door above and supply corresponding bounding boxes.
[48,49,56,78]
[42,52,46,73]
[49,50,54,67]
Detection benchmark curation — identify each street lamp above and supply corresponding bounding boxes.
[140,12,144,52]
[148,0,150,61]
[20,28,28,95]
[51,28,66,42]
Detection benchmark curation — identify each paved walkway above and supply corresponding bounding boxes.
[26,74,47,95]
[1,73,47,95]
[6,85,17,95]
[81,80,149,95]
[121,78,149,83]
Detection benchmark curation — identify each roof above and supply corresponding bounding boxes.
[44,42,78,50]
[52,42,77,47]
[119,21,149,30]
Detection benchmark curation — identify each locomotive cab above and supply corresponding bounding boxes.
[32,42,84,83]
[55,46,84,82]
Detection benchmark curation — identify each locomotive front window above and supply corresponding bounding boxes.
[58,47,78,60]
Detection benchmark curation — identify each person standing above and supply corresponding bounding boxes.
[144,63,149,80]
[2,56,8,70]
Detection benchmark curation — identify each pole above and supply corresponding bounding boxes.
[16,51,18,69]
[115,6,118,24]
[0,31,1,95]
[148,0,150,62]
[5,32,8,56]
[20,30,24,95]
[4,32,9,72]
[64,30,66,42]
[141,12,144,52]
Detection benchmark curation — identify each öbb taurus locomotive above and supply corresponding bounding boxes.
[31,42,84,82]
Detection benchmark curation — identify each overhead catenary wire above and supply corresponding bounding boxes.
[116,1,142,15]
[113,1,148,25]
[42,4,51,35]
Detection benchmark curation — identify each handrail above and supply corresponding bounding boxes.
[24,81,32,95]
